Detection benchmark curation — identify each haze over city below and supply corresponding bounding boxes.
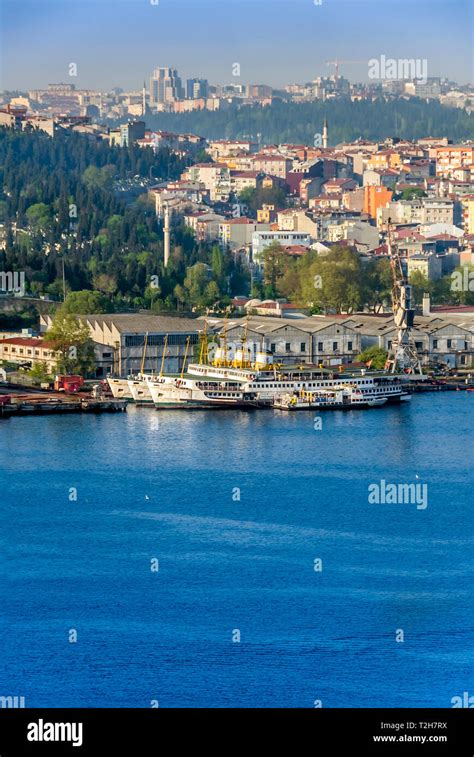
[1,0,473,91]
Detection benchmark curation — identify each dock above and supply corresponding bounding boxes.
[0,394,127,418]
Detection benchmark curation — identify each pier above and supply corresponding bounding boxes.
[0,391,127,418]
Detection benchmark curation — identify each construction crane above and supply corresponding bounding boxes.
[325,59,366,79]
[385,223,423,375]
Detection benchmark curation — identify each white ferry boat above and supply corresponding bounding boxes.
[147,376,258,409]
[187,359,411,404]
[127,374,162,403]
[147,375,259,409]
[108,377,134,400]
[274,387,389,411]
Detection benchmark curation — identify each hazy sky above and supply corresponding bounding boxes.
[1,0,473,91]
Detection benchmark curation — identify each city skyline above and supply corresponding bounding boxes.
[1,0,473,91]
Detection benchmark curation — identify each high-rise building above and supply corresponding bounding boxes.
[248,84,273,99]
[186,78,209,100]
[149,67,183,105]
[120,121,146,147]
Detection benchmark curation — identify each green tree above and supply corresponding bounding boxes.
[28,363,53,384]
[398,188,427,201]
[204,280,220,306]
[300,246,365,313]
[195,149,213,163]
[363,258,393,312]
[174,284,187,311]
[82,164,115,190]
[357,346,388,369]
[238,186,287,216]
[184,263,211,308]
[408,270,432,305]
[25,202,51,231]
[211,245,225,283]
[92,273,118,296]
[62,290,113,314]
[262,242,287,296]
[46,312,96,375]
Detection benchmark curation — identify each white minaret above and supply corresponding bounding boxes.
[164,204,170,267]
[322,117,328,149]
[142,80,147,117]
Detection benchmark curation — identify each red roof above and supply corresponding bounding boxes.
[324,178,356,186]
[428,234,458,241]
[231,171,259,178]
[256,301,300,310]
[430,305,474,313]
[224,217,254,225]
[0,337,52,348]
[252,154,288,162]
[282,245,308,256]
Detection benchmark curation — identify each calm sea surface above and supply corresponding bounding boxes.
[1,393,473,708]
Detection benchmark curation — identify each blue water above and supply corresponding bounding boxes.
[1,394,473,708]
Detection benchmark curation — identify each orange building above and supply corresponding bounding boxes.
[364,185,393,219]
[435,145,474,177]
[366,150,402,170]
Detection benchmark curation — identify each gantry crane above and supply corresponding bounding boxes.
[385,223,423,375]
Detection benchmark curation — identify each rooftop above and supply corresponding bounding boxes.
[79,313,201,334]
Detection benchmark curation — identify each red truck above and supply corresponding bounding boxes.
[54,375,84,393]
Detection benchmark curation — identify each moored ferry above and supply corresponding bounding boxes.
[274,387,390,411]
[147,376,260,409]
[187,361,411,404]
[108,377,134,400]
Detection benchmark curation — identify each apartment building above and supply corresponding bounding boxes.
[435,145,474,177]
[219,218,271,250]
[252,231,312,263]
[251,154,293,180]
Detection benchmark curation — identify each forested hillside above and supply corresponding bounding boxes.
[140,98,474,145]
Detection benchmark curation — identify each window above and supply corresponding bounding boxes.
[270,343,276,352]
[124,334,199,348]
[332,342,338,351]
[415,342,423,350]
[433,339,438,349]
[447,339,452,348]
[103,352,112,359]
[348,341,353,351]
[387,340,392,349]
[300,342,306,352]
[285,343,291,352]
[318,342,323,351]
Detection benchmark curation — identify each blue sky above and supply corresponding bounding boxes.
[0,0,472,91]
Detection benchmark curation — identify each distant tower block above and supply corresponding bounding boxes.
[322,117,328,149]
[164,205,170,267]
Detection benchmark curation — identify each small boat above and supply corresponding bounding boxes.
[274,387,388,411]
